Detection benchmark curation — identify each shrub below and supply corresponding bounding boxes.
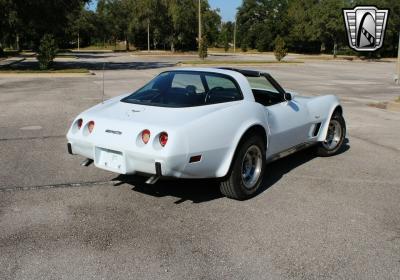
[240,36,250,52]
[37,34,58,70]
[198,37,208,60]
[224,39,229,52]
[274,36,288,62]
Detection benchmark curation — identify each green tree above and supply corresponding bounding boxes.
[381,0,400,57]
[219,21,234,52]
[165,0,220,51]
[355,0,400,57]
[12,0,90,49]
[166,0,197,50]
[0,0,18,54]
[96,0,115,47]
[287,0,321,53]
[108,0,133,50]
[37,34,58,69]
[236,0,289,52]
[310,0,349,57]
[274,35,288,61]
[202,4,221,47]
[199,36,208,59]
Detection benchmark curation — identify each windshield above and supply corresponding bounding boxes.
[121,71,242,108]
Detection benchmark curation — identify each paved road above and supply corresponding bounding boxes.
[0,53,399,279]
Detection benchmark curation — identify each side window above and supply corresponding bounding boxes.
[204,74,242,104]
[171,73,205,93]
[248,76,283,106]
[205,75,241,97]
[206,75,235,90]
[247,76,280,94]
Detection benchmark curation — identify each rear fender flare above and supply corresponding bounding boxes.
[216,121,269,178]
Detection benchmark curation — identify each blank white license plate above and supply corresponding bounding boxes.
[95,148,125,172]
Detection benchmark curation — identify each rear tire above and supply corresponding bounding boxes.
[316,113,346,157]
[220,134,266,200]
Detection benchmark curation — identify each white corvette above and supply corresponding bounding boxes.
[67,68,346,200]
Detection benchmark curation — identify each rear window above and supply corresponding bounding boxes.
[122,71,242,107]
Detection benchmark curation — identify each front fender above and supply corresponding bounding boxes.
[307,95,342,142]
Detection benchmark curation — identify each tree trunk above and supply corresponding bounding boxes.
[125,35,130,51]
[333,39,337,58]
[16,34,20,51]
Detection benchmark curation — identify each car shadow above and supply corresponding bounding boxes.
[113,175,223,204]
[113,139,350,204]
[257,139,350,196]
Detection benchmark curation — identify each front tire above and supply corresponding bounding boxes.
[220,134,266,200]
[316,113,346,157]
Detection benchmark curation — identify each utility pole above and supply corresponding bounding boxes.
[234,18,237,53]
[198,0,202,50]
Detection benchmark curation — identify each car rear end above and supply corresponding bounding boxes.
[67,105,191,179]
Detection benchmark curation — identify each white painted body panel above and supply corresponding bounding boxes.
[67,68,342,178]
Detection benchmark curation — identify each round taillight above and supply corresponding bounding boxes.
[77,119,83,129]
[159,132,168,147]
[88,121,95,133]
[141,129,151,144]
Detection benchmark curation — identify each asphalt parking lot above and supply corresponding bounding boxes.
[1,53,400,279]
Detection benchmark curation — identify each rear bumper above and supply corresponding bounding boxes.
[67,141,186,177]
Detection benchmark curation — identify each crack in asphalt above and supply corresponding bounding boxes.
[292,174,400,186]
[0,180,115,192]
[0,135,66,142]
[349,134,400,153]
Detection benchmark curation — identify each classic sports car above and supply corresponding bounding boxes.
[67,68,346,200]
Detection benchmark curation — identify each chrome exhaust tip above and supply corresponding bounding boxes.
[145,176,161,185]
[81,159,94,167]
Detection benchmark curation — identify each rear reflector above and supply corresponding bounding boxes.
[189,155,202,163]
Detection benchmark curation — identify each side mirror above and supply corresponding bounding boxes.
[284,92,292,101]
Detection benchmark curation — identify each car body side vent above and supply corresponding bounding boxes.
[313,123,322,137]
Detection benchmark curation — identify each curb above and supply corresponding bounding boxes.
[387,101,400,112]
[0,57,26,68]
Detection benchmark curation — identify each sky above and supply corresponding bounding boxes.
[209,0,242,22]
[87,0,242,22]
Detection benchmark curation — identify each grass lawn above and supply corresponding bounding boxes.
[55,54,78,59]
[180,60,302,65]
[0,68,89,74]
